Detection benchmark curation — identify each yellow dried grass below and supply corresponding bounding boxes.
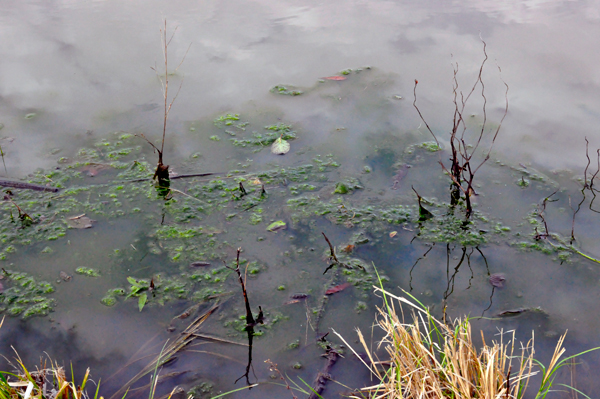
[334,287,546,399]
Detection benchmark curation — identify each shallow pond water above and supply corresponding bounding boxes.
[2,1,600,398]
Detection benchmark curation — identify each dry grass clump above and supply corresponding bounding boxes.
[0,304,220,399]
[0,317,99,399]
[0,356,97,399]
[334,287,596,399]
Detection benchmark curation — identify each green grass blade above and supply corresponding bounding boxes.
[558,384,592,399]
[297,377,324,399]
[208,384,258,399]
[148,341,168,399]
[93,379,102,399]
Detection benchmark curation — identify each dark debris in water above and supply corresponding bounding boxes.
[489,273,506,288]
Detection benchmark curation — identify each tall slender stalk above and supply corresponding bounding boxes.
[139,20,191,185]
[413,39,508,219]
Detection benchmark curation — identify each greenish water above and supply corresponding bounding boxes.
[1,1,600,398]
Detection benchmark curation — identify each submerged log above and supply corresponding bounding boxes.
[0,179,59,192]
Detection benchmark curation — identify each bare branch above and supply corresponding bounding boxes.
[412,80,440,147]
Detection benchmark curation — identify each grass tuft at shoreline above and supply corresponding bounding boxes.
[334,287,599,399]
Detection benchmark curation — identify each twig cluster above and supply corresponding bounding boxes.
[413,39,509,218]
[138,20,191,185]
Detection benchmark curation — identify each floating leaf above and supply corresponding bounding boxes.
[66,215,94,229]
[323,76,346,81]
[325,283,351,295]
[389,231,398,238]
[271,136,290,155]
[267,221,287,232]
[418,203,434,222]
[489,273,506,288]
[138,293,147,312]
[412,187,433,222]
[127,276,143,287]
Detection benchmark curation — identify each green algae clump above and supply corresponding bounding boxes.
[75,267,100,277]
[0,270,55,318]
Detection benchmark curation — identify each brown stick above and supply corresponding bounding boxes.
[227,248,256,327]
[308,343,339,399]
[413,38,508,218]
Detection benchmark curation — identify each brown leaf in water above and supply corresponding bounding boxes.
[290,293,308,299]
[325,283,351,295]
[60,271,72,282]
[323,76,346,81]
[79,164,111,177]
[341,244,355,253]
[498,308,528,317]
[66,215,94,229]
[190,261,211,267]
[489,273,506,288]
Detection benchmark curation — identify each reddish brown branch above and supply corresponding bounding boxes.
[413,38,507,219]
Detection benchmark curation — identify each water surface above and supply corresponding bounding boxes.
[2,1,600,397]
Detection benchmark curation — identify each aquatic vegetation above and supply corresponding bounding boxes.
[404,141,441,154]
[271,136,290,155]
[214,113,240,127]
[228,123,297,147]
[270,85,303,96]
[0,270,55,318]
[75,267,100,277]
[417,211,487,246]
[102,267,232,309]
[267,221,286,232]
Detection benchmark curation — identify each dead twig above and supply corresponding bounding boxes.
[413,38,508,219]
[138,20,191,186]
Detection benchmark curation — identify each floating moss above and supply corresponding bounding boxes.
[334,183,349,194]
[517,177,530,187]
[101,296,117,307]
[75,267,100,277]
[230,124,297,147]
[418,141,442,152]
[334,178,362,195]
[270,85,303,96]
[287,339,300,350]
[0,270,55,318]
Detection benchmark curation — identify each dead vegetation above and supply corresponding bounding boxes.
[334,287,598,399]
[413,39,509,219]
[136,20,190,190]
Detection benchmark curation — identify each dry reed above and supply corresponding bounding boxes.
[333,286,588,399]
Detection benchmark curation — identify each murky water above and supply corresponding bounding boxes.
[2,1,600,398]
